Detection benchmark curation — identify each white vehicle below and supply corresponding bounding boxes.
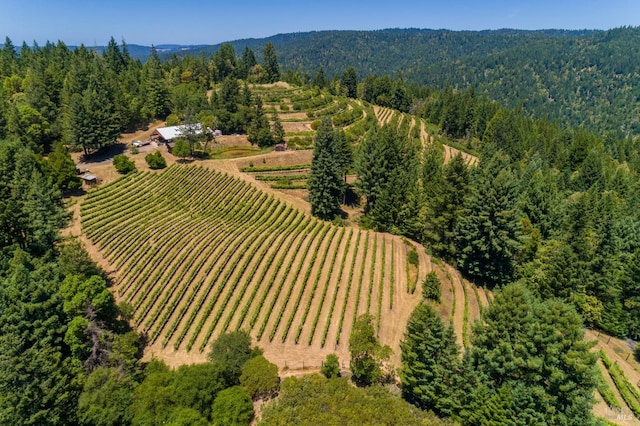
[132,140,150,148]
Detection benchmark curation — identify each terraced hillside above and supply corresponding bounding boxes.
[80,164,428,368]
[254,84,478,166]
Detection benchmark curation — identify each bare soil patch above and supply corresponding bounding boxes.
[282,121,312,133]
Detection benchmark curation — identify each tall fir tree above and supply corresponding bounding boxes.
[141,46,170,119]
[399,303,461,417]
[421,152,470,259]
[341,66,358,98]
[455,153,521,287]
[466,283,599,425]
[308,117,344,220]
[262,42,280,84]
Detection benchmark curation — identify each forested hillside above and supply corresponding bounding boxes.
[174,27,640,136]
[3,29,640,424]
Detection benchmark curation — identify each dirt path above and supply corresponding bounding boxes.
[443,144,479,166]
[419,120,431,146]
[464,279,482,331]
[475,285,491,308]
[446,264,466,350]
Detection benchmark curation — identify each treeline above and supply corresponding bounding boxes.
[0,139,285,425]
[342,82,640,339]
[182,27,639,136]
[0,37,285,155]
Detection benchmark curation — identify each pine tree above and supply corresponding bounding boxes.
[357,124,419,232]
[399,304,460,416]
[237,46,257,80]
[341,66,358,98]
[270,112,285,145]
[212,43,237,82]
[308,117,344,220]
[141,46,170,119]
[455,153,521,287]
[46,143,81,192]
[466,283,599,425]
[312,67,327,88]
[262,42,280,83]
[421,152,470,259]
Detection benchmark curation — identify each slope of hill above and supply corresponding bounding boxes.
[164,27,639,136]
[80,164,429,369]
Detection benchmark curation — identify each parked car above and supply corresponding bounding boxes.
[132,140,150,147]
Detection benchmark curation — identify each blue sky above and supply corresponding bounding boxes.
[2,0,639,46]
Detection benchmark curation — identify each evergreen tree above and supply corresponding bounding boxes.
[308,117,344,220]
[247,95,273,147]
[262,42,280,83]
[312,67,327,88]
[456,154,521,287]
[0,36,17,77]
[399,304,460,416]
[341,66,358,98]
[237,46,257,80]
[212,43,237,82]
[141,46,170,119]
[270,112,285,144]
[219,76,240,113]
[357,124,419,233]
[466,283,599,425]
[421,152,470,259]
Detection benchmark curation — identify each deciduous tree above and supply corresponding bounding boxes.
[349,314,391,386]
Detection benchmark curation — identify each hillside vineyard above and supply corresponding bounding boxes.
[81,165,415,353]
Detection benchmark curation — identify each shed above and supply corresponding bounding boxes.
[79,173,98,184]
[274,143,289,152]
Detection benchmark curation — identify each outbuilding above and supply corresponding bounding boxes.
[79,173,98,185]
[150,124,204,144]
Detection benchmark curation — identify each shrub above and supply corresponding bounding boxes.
[422,271,441,302]
[321,354,340,378]
[145,151,167,169]
[172,139,191,160]
[113,155,136,174]
[407,248,419,266]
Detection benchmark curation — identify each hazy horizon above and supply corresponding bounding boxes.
[2,0,638,47]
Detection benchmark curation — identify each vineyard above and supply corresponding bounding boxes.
[80,164,428,367]
[77,159,640,425]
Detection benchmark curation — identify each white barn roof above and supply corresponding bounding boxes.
[154,124,202,141]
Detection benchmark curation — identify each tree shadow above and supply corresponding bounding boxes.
[80,143,127,163]
[64,187,87,197]
[344,186,361,207]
